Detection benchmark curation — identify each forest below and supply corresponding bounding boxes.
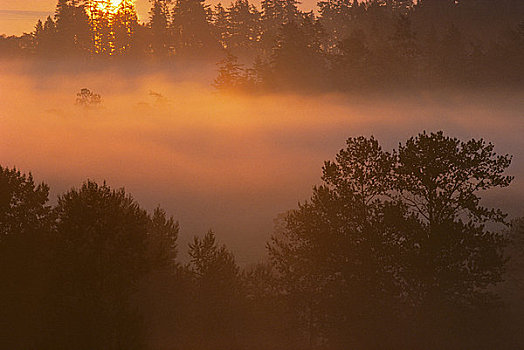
[1,0,523,349]
[0,0,523,90]
[2,132,524,350]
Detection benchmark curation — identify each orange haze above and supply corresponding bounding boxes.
[1,61,523,263]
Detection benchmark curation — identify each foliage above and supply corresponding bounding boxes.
[213,53,257,90]
[0,167,53,350]
[185,230,241,349]
[0,130,519,349]
[269,131,513,348]
[76,88,102,108]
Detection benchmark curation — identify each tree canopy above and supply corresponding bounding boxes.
[0,130,520,349]
[269,131,513,348]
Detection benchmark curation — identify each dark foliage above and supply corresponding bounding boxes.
[1,0,522,90]
[269,132,513,349]
[0,131,520,349]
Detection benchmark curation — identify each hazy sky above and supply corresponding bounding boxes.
[0,0,317,35]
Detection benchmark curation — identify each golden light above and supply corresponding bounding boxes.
[108,0,124,13]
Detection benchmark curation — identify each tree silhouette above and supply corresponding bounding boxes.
[0,167,53,349]
[46,181,179,350]
[186,230,241,349]
[269,132,513,348]
[89,0,114,55]
[112,0,139,55]
[54,0,92,55]
[2,0,521,88]
[213,53,255,90]
[227,0,262,54]
[149,0,172,56]
[171,0,219,56]
[76,88,102,108]
[394,132,512,307]
[266,16,326,89]
[212,2,229,49]
[331,29,371,88]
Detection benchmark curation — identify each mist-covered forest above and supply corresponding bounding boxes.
[2,131,524,350]
[0,0,523,90]
[1,0,524,349]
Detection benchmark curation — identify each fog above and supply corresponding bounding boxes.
[1,61,523,263]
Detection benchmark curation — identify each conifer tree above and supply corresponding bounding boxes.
[213,3,229,49]
[113,0,139,55]
[82,0,112,55]
[171,0,218,56]
[227,0,262,53]
[260,0,301,51]
[149,0,172,56]
[187,231,240,349]
[54,0,92,55]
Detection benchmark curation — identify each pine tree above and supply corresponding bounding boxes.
[33,20,44,53]
[113,0,139,55]
[227,0,262,53]
[55,0,92,55]
[187,231,240,349]
[389,14,418,81]
[33,15,58,56]
[149,0,172,56]
[318,0,358,50]
[171,0,218,56]
[268,15,325,88]
[260,0,301,52]
[213,53,250,90]
[212,3,229,49]
[88,0,113,55]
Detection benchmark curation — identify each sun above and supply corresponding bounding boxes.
[108,0,124,13]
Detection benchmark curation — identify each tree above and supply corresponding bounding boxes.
[76,88,102,108]
[239,262,298,350]
[147,207,179,269]
[54,0,92,55]
[45,181,179,350]
[269,136,404,348]
[227,0,262,54]
[266,15,326,89]
[331,29,371,89]
[389,14,418,80]
[394,131,512,306]
[33,19,45,52]
[171,0,219,56]
[318,0,359,51]
[0,167,51,241]
[186,231,241,349]
[88,0,114,55]
[212,3,229,49]
[269,132,513,348]
[213,53,255,90]
[112,0,139,55]
[149,0,172,56]
[0,167,53,350]
[260,0,301,51]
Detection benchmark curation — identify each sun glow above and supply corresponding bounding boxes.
[91,0,132,15]
[88,0,137,17]
[108,0,124,13]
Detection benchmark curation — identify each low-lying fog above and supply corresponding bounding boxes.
[1,61,523,263]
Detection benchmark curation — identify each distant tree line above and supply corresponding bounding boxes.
[0,0,523,89]
[1,131,524,349]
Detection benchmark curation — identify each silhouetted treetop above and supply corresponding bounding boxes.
[0,166,51,241]
[269,131,513,348]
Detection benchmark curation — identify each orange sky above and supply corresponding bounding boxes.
[0,0,317,35]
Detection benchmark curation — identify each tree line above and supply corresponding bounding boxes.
[1,131,523,349]
[0,0,523,89]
